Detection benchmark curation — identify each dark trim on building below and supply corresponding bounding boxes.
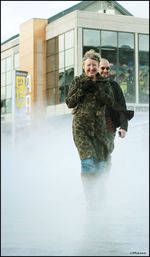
[1,34,19,45]
[48,1,94,23]
[114,1,133,16]
[48,0,133,23]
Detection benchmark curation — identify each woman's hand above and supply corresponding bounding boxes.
[82,80,98,93]
[118,129,127,138]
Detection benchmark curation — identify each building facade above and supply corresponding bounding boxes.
[1,1,149,122]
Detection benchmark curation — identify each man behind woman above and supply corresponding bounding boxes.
[99,58,128,160]
[65,49,133,175]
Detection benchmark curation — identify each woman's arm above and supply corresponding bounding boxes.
[65,76,84,108]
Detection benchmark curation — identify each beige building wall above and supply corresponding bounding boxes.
[76,10,148,33]
[19,18,48,107]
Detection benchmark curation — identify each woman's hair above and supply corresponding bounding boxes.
[82,49,101,63]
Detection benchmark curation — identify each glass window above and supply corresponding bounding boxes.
[58,69,65,103]
[83,29,100,56]
[1,99,6,114]
[65,67,74,94]
[6,99,12,113]
[47,71,56,88]
[55,68,59,86]
[65,30,74,50]
[117,32,135,103]
[47,88,56,105]
[46,33,75,106]
[46,55,56,72]
[138,34,149,103]
[6,85,12,99]
[65,48,74,67]
[59,52,64,69]
[47,39,54,55]
[101,31,117,47]
[1,73,5,87]
[118,49,135,103]
[59,34,64,52]
[139,34,149,51]
[119,49,134,66]
[1,87,6,99]
[6,56,12,71]
[6,71,12,85]
[1,59,5,73]
[101,48,117,80]
[83,29,100,47]
[14,53,19,69]
[101,49,117,64]
[58,67,74,103]
[101,31,117,67]
[118,32,134,49]
[47,38,57,55]
[55,87,60,104]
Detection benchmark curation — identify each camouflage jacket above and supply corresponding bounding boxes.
[65,73,115,161]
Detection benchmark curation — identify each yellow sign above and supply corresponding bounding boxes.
[16,75,26,108]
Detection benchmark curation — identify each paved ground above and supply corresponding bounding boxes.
[1,111,149,256]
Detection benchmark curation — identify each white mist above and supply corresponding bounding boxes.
[1,111,149,256]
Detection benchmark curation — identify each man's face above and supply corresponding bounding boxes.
[99,60,110,78]
[83,58,99,79]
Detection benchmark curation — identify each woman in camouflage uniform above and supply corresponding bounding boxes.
[65,50,115,174]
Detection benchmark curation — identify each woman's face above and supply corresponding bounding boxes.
[83,58,99,79]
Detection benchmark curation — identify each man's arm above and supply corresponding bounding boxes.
[113,81,128,133]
